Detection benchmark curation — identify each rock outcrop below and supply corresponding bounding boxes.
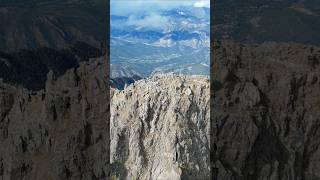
[0,56,109,179]
[211,41,320,179]
[110,75,210,180]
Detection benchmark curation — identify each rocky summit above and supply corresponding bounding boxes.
[110,75,210,179]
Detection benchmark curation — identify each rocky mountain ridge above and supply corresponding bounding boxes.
[0,51,211,179]
[211,41,320,179]
[1,40,320,179]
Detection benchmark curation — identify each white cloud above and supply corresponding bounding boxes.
[194,0,210,8]
[111,0,199,15]
[125,13,170,30]
[111,0,210,30]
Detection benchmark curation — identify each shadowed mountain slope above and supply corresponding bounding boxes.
[0,0,106,52]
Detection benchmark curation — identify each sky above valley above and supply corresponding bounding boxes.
[111,0,210,15]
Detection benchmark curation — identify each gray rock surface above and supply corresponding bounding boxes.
[0,56,109,179]
[2,40,320,180]
[0,54,210,180]
[110,75,210,180]
[211,41,320,180]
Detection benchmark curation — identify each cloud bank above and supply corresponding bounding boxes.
[111,0,210,31]
[111,0,210,15]
[125,13,170,30]
[194,0,210,8]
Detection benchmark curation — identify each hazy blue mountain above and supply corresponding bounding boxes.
[110,5,210,82]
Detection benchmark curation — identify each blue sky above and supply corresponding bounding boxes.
[111,0,210,15]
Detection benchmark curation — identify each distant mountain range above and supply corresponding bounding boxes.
[213,0,320,44]
[0,42,103,90]
[110,6,210,85]
[0,0,106,52]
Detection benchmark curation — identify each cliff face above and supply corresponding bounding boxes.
[1,40,320,180]
[0,56,109,179]
[110,75,210,179]
[212,41,320,179]
[0,48,210,180]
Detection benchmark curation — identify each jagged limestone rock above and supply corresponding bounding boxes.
[110,75,210,180]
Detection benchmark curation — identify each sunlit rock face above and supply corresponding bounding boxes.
[110,75,210,180]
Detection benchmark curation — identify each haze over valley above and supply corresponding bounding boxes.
[110,0,210,89]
